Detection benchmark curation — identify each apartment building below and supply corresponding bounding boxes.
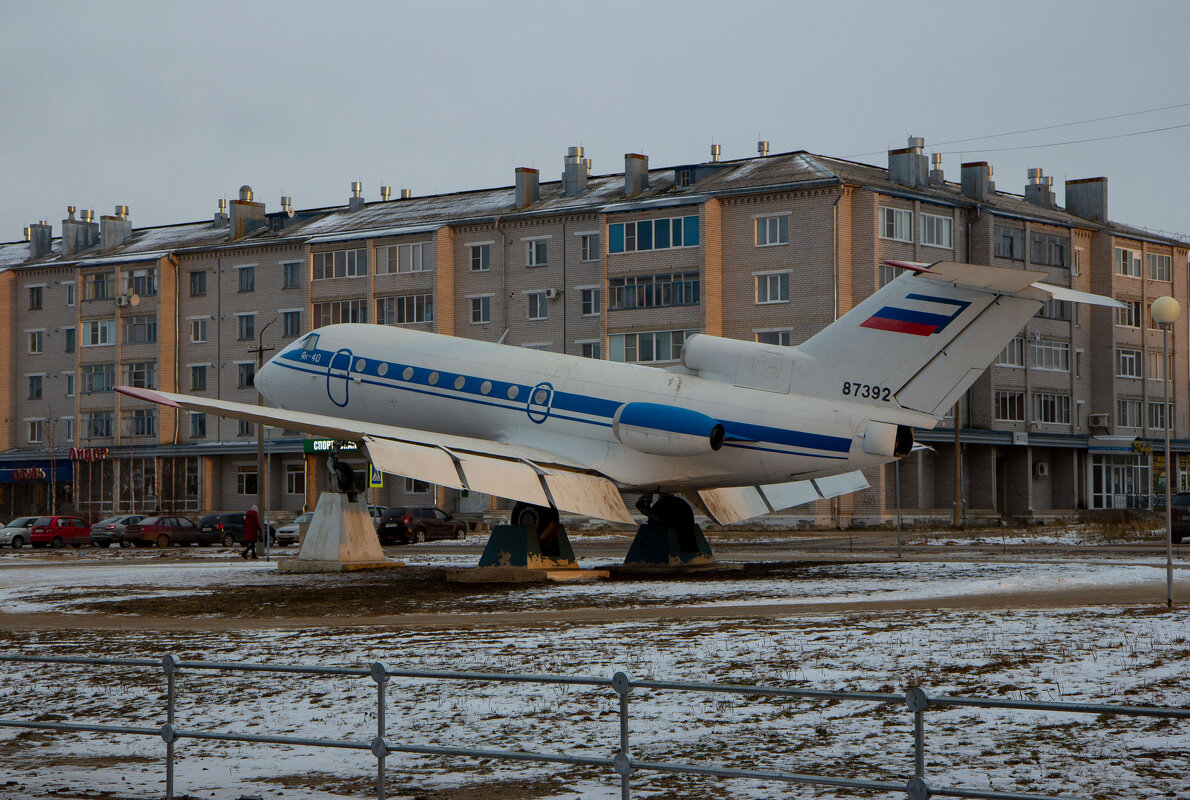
[1,139,1186,524]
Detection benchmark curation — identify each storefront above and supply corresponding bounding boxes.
[0,460,73,519]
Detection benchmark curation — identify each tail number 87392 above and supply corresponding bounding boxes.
[842,382,892,401]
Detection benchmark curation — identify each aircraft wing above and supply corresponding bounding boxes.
[692,471,870,525]
[116,386,637,525]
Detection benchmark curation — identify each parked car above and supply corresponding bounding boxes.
[122,515,210,548]
[275,512,313,546]
[367,505,387,528]
[0,517,39,549]
[90,514,149,547]
[28,516,91,548]
[376,507,466,544]
[1168,492,1190,543]
[198,513,277,547]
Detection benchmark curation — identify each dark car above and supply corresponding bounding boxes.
[376,507,466,545]
[1168,492,1190,543]
[90,514,148,547]
[198,513,277,547]
[122,515,210,548]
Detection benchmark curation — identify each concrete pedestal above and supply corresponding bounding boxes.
[623,522,715,568]
[477,523,577,569]
[277,493,399,573]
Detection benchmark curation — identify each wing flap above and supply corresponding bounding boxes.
[697,486,770,526]
[700,470,870,525]
[450,452,551,508]
[539,470,636,525]
[363,437,464,490]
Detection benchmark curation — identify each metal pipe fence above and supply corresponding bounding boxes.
[0,652,1186,799]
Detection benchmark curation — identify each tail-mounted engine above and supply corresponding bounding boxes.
[613,402,725,457]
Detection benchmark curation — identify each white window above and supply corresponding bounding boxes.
[286,464,305,495]
[920,213,953,249]
[404,477,430,493]
[123,314,157,345]
[27,419,44,444]
[313,248,368,279]
[123,267,158,297]
[755,329,793,346]
[190,318,208,343]
[527,291,548,320]
[580,233,600,262]
[577,340,601,359]
[1071,250,1081,276]
[282,261,302,289]
[755,214,789,246]
[1031,339,1070,372]
[1147,351,1174,382]
[994,391,1025,421]
[1148,401,1174,430]
[26,375,43,400]
[609,329,698,364]
[377,294,433,325]
[237,265,255,292]
[83,319,116,346]
[1148,253,1172,282]
[190,364,207,391]
[1033,392,1071,425]
[878,262,900,287]
[996,337,1025,368]
[236,466,258,495]
[1116,349,1143,379]
[63,417,74,443]
[237,313,255,341]
[1116,399,1142,428]
[470,295,492,324]
[282,309,302,338]
[1115,299,1141,328]
[313,299,367,326]
[27,329,44,354]
[755,272,790,304]
[378,242,432,274]
[580,287,600,316]
[469,243,491,272]
[237,362,255,389]
[526,238,548,267]
[238,419,255,437]
[63,281,76,307]
[27,285,44,309]
[880,207,912,242]
[1114,247,1141,277]
[63,371,74,397]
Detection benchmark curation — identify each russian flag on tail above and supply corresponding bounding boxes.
[860,293,970,336]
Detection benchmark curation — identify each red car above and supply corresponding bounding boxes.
[29,516,91,549]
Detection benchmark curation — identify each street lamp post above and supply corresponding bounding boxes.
[250,316,278,562]
[1151,295,1180,608]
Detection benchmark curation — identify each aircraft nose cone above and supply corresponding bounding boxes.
[254,358,278,404]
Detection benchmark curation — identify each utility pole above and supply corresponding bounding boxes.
[952,399,962,528]
[249,316,278,561]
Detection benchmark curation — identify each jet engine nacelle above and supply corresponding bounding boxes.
[612,402,725,457]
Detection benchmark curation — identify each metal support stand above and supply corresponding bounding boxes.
[371,662,390,800]
[612,671,632,800]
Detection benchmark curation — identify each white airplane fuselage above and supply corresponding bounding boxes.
[254,324,914,492]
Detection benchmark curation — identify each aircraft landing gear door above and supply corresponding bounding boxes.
[326,348,354,407]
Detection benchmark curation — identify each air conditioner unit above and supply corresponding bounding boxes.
[1088,413,1110,432]
[115,295,129,307]
[1035,461,1050,478]
[544,288,560,300]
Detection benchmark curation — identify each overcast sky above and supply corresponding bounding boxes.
[2,1,1188,243]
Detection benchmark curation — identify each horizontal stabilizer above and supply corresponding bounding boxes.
[697,470,870,525]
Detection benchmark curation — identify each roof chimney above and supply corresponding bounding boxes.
[1064,177,1108,223]
[515,167,539,208]
[380,185,392,202]
[213,198,229,227]
[562,146,588,198]
[888,135,929,187]
[348,181,365,212]
[28,220,53,259]
[280,196,294,216]
[62,204,99,256]
[1024,168,1056,209]
[229,186,266,240]
[758,140,769,158]
[960,161,995,202]
[400,188,412,200]
[929,153,945,185]
[100,205,132,251]
[710,143,721,163]
[624,153,649,197]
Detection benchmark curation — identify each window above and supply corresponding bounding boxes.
[1115,299,1141,328]
[1117,399,1142,428]
[237,362,255,389]
[83,319,116,346]
[994,225,1024,260]
[191,364,207,392]
[282,262,301,289]
[470,296,491,324]
[283,310,301,338]
[755,272,790,304]
[190,318,208,343]
[27,374,43,400]
[122,314,157,345]
[527,291,548,320]
[237,313,255,341]
[378,242,431,274]
[64,327,75,353]
[63,417,74,443]
[609,329,697,363]
[755,215,789,246]
[122,408,157,438]
[1115,247,1141,277]
[1030,232,1069,267]
[1072,250,1082,276]
[404,477,430,494]
[123,361,156,389]
[1033,392,1071,425]
[756,330,793,346]
[526,238,548,267]
[609,272,700,310]
[123,268,157,297]
[608,215,700,253]
[878,262,900,287]
[1148,402,1174,430]
[996,337,1025,368]
[28,285,43,309]
[312,248,368,279]
[63,282,75,307]
[63,371,74,397]
[27,419,43,444]
[879,207,912,242]
[470,244,491,272]
[580,234,600,262]
[84,272,114,301]
[994,391,1025,421]
[1116,348,1143,379]
[377,294,434,325]
[286,464,305,495]
[1036,299,1072,321]
[237,265,255,292]
[578,341,601,359]
[1148,253,1172,282]
[1147,351,1174,382]
[83,410,113,439]
[237,466,258,495]
[920,213,953,249]
[189,271,206,297]
[81,364,116,394]
[580,288,600,316]
[238,419,255,437]
[1031,339,1069,372]
[313,299,368,326]
[190,412,206,439]
[27,330,43,354]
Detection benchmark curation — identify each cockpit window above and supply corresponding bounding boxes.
[301,333,320,352]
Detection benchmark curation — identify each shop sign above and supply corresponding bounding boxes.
[302,439,360,454]
[12,468,46,481]
[70,447,111,461]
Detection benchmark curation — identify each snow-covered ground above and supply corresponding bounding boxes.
[0,558,1186,799]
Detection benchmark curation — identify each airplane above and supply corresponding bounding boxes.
[117,260,1119,554]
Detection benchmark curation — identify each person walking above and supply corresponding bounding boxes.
[241,504,261,560]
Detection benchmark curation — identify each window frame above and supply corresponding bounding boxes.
[754,214,790,247]
[919,212,953,249]
[879,207,913,243]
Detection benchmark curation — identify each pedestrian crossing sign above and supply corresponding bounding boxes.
[368,464,383,489]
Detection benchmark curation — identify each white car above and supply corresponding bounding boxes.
[275,512,313,546]
[0,517,38,549]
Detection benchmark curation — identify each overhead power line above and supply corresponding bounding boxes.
[938,122,1190,155]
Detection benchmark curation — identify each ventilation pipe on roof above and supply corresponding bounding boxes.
[960,161,994,202]
[515,167,539,208]
[213,198,229,227]
[1064,177,1108,222]
[280,196,294,216]
[888,136,929,187]
[100,205,132,251]
[348,181,365,212]
[229,187,266,240]
[22,227,29,242]
[563,146,587,198]
[929,153,945,185]
[710,143,721,162]
[1025,168,1056,209]
[624,153,649,196]
[758,140,769,157]
[28,220,52,259]
[400,188,412,200]
[380,186,392,202]
[62,204,99,256]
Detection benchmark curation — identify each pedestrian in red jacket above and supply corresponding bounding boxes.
[242,504,261,560]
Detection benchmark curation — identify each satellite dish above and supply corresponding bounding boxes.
[129,293,141,307]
